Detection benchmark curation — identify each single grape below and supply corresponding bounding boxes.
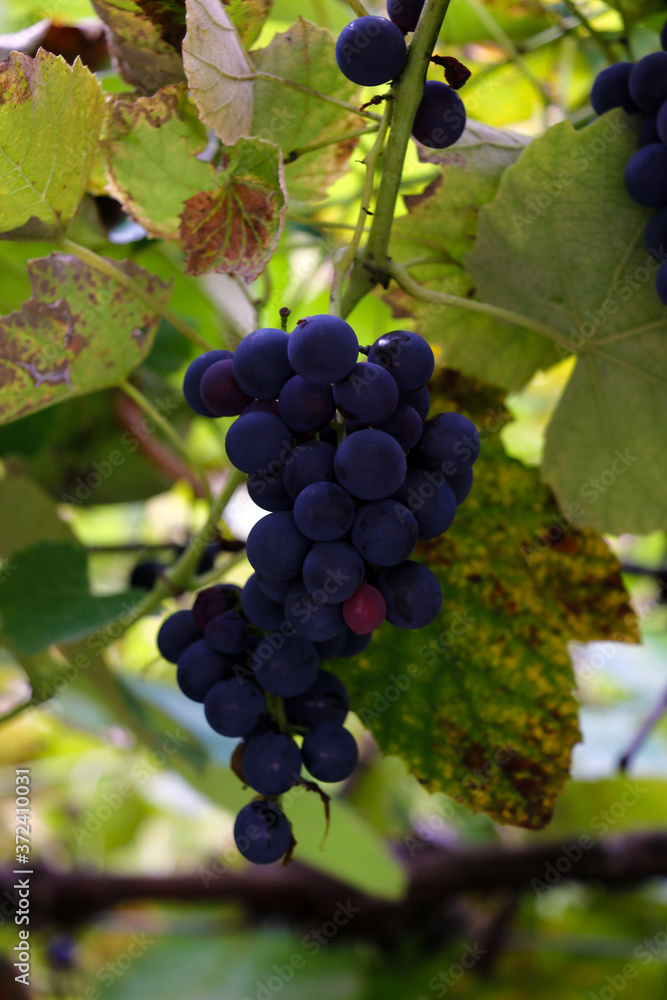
[590,63,639,115]
[624,144,667,207]
[656,259,667,305]
[335,16,407,87]
[640,115,661,147]
[243,731,302,796]
[285,580,345,641]
[177,639,233,702]
[251,635,320,697]
[629,52,667,113]
[302,541,365,604]
[183,350,233,417]
[232,328,293,399]
[400,385,430,420]
[333,362,399,424]
[343,582,387,634]
[130,559,164,591]
[46,935,77,971]
[335,429,407,500]
[293,482,356,541]
[283,440,337,498]
[375,403,423,451]
[285,669,350,728]
[200,359,254,417]
[241,574,286,631]
[204,610,250,655]
[279,376,336,432]
[196,542,218,576]
[412,81,466,149]
[302,722,359,782]
[192,584,241,630]
[387,0,425,32]
[247,470,294,512]
[313,630,348,661]
[246,511,311,579]
[392,468,457,539]
[447,468,474,506]
[205,677,267,737]
[225,411,293,476]
[340,628,372,657]
[234,800,292,864]
[411,411,480,475]
[368,330,435,392]
[255,573,300,602]
[377,560,443,629]
[287,314,359,385]
[351,498,417,564]
[157,609,202,663]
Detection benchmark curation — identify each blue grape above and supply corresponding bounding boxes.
[448,468,474,506]
[302,722,359,782]
[302,541,365,603]
[341,628,372,657]
[411,412,480,475]
[377,560,442,629]
[200,359,254,417]
[288,315,359,385]
[241,574,286,631]
[335,16,407,87]
[205,611,250,654]
[285,580,345,641]
[47,935,77,970]
[656,259,667,305]
[234,800,291,864]
[368,330,434,392]
[251,635,320,697]
[157,609,202,663]
[375,403,423,450]
[387,0,425,31]
[284,669,349,728]
[293,482,356,541]
[192,584,241,630]
[243,731,302,795]
[205,677,267,736]
[130,559,164,591]
[334,429,407,500]
[247,470,294,512]
[246,511,311,579]
[590,63,638,115]
[624,144,667,207]
[640,115,660,147]
[351,499,417,564]
[279,376,336,432]
[255,573,299,602]
[400,385,430,420]
[225,411,293,475]
[183,350,233,417]
[333,362,399,424]
[177,639,234,702]
[392,468,457,539]
[412,81,466,149]
[313,630,348,661]
[232,328,293,399]
[283,440,337,499]
[629,52,667,113]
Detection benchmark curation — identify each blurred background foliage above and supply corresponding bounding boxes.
[0,0,666,997]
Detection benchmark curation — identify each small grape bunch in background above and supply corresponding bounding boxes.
[590,19,667,305]
[156,315,480,865]
[334,0,467,151]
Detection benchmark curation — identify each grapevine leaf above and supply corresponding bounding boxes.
[90,0,186,92]
[336,374,638,830]
[0,475,76,558]
[183,0,254,145]
[0,252,171,425]
[0,541,140,655]
[225,0,272,46]
[0,50,105,241]
[252,19,362,201]
[466,111,667,534]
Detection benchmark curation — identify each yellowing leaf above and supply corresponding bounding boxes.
[90,0,186,92]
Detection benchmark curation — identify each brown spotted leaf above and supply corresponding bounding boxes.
[90,0,186,92]
[180,136,286,280]
[335,374,639,830]
[0,253,170,425]
[0,50,105,241]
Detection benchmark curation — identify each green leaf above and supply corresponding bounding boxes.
[335,375,638,830]
[226,0,272,46]
[466,111,667,534]
[252,18,363,201]
[0,50,105,241]
[183,0,254,144]
[0,252,170,425]
[0,541,140,654]
[90,0,186,92]
[0,475,76,558]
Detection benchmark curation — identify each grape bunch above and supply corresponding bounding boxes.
[334,3,467,150]
[158,315,480,865]
[590,21,667,304]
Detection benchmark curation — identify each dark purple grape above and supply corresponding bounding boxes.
[177,639,234,702]
[284,580,345,641]
[302,723,359,782]
[387,0,425,32]
[293,482,356,541]
[243,731,302,795]
[656,259,667,305]
[233,328,293,399]
[377,560,442,629]
[335,16,407,87]
[279,376,336,432]
[247,470,294,512]
[624,144,667,207]
[287,315,359,384]
[313,630,348,661]
[410,412,480,476]
[130,559,164,591]
[255,573,300,602]
[392,468,457,539]
[246,511,311,579]
[351,499,417,564]
[334,429,407,500]
[183,350,233,417]
[234,800,291,864]
[157,609,202,663]
[251,635,320,697]
[225,411,293,476]
[200,359,254,417]
[400,385,430,420]
[284,669,350,728]
[412,81,466,149]
[205,611,250,654]
[590,62,639,115]
[283,440,337,498]
[368,330,434,392]
[447,468,474,505]
[340,628,372,657]
[640,115,660,147]
[302,541,365,604]
[629,52,667,113]
[241,574,286,631]
[375,403,423,450]
[205,677,267,737]
[192,584,241,630]
[333,362,398,424]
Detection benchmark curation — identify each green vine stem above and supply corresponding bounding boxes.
[341,0,454,318]
[344,0,370,17]
[285,124,379,164]
[61,238,212,352]
[253,72,383,122]
[560,0,618,64]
